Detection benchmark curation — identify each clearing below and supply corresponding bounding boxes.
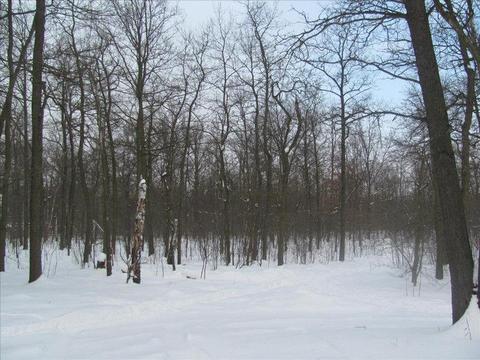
[1,250,479,359]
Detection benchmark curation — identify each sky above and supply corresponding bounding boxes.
[179,0,323,28]
[178,0,406,107]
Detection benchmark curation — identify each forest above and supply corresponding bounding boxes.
[1,1,479,351]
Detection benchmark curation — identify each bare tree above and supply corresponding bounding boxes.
[296,0,474,321]
[110,0,176,259]
[271,85,304,265]
[298,24,370,261]
[29,0,46,283]
[433,0,480,77]
[0,0,35,271]
[176,30,209,265]
[404,0,473,323]
[246,2,279,261]
[209,10,236,265]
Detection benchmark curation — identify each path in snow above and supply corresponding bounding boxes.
[1,252,479,359]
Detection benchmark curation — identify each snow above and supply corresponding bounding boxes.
[139,178,147,200]
[447,297,480,341]
[1,250,479,359]
[97,252,106,262]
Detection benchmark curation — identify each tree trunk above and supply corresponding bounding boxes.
[66,108,76,254]
[77,80,92,266]
[93,74,113,276]
[59,84,69,251]
[303,123,313,252]
[219,147,231,266]
[253,93,262,263]
[339,97,347,262]
[69,21,93,266]
[29,0,46,283]
[460,67,474,208]
[312,119,322,248]
[1,0,15,271]
[105,97,117,255]
[145,112,154,257]
[100,136,112,276]
[0,1,35,141]
[277,156,289,266]
[163,127,176,269]
[129,179,146,284]
[405,0,474,323]
[145,160,154,257]
[260,43,272,262]
[262,117,273,262]
[0,102,12,272]
[433,177,447,280]
[22,67,29,251]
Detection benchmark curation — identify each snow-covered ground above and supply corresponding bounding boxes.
[1,249,479,359]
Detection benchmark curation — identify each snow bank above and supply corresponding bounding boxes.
[446,297,480,341]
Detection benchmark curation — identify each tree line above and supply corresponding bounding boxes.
[0,0,478,323]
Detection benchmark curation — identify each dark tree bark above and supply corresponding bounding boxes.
[97,52,118,256]
[432,176,448,280]
[144,113,154,257]
[72,41,93,267]
[91,62,113,276]
[100,134,112,276]
[311,117,323,248]
[59,82,69,251]
[66,96,76,254]
[1,0,35,270]
[339,93,347,262]
[217,53,232,267]
[110,0,174,261]
[0,0,14,271]
[29,0,46,283]
[248,6,274,261]
[478,246,480,310]
[302,117,314,253]
[0,3,35,141]
[163,82,187,268]
[405,0,473,323]
[459,54,475,209]
[433,0,480,78]
[177,62,205,264]
[271,94,303,266]
[411,155,427,286]
[105,101,118,256]
[219,143,231,266]
[63,5,94,265]
[22,66,30,251]
[0,97,12,272]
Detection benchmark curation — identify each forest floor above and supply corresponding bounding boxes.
[1,247,479,359]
